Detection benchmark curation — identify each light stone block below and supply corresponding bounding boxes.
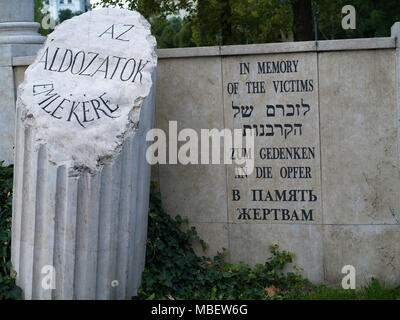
[229,223,324,284]
[12,56,35,66]
[155,57,228,223]
[323,225,400,286]
[14,66,27,88]
[220,41,316,56]
[158,46,220,59]
[319,50,400,225]
[222,52,321,224]
[316,37,395,52]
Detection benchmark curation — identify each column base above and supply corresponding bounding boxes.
[0,22,45,45]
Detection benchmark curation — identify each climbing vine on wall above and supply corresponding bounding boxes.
[0,163,21,300]
[136,181,310,300]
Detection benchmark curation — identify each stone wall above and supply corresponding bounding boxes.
[10,36,400,286]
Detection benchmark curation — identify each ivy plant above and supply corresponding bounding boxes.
[0,162,21,300]
[136,181,311,300]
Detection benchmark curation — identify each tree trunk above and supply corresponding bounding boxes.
[197,0,207,45]
[220,0,233,45]
[291,0,313,41]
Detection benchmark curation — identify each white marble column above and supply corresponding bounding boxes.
[11,6,157,300]
[12,71,156,300]
[0,0,45,163]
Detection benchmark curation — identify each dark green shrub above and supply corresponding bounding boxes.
[136,182,310,300]
[0,162,21,300]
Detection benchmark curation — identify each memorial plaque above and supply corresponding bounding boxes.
[18,8,157,175]
[223,53,321,223]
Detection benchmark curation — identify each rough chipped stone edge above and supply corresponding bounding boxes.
[16,9,158,177]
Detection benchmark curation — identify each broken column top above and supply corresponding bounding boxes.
[18,8,157,175]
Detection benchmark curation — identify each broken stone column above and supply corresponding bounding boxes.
[12,8,157,300]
